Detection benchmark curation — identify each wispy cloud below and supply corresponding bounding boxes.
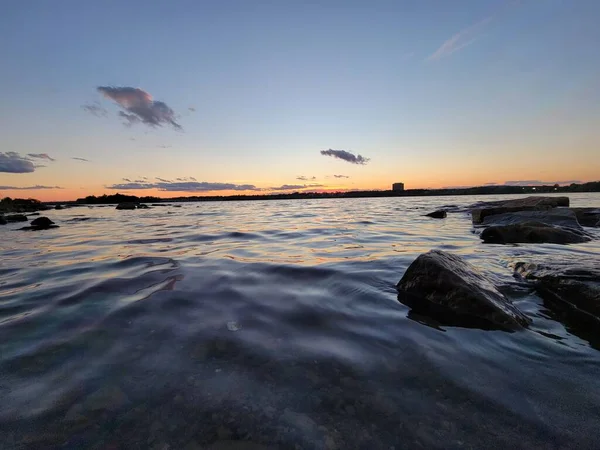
[82,102,108,117]
[107,180,260,192]
[296,175,317,181]
[269,184,324,191]
[0,185,63,190]
[427,16,493,61]
[0,152,36,173]
[27,153,55,162]
[333,174,350,179]
[320,149,369,165]
[72,157,90,162]
[97,86,182,130]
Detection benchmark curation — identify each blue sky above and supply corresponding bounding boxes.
[1,0,599,200]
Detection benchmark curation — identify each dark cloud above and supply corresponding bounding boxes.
[82,102,108,117]
[72,157,90,162]
[27,153,56,162]
[123,178,132,182]
[97,86,182,130]
[155,177,172,183]
[270,184,325,191]
[0,185,62,190]
[320,149,369,165]
[333,174,350,178]
[107,180,260,192]
[188,107,196,112]
[296,176,317,181]
[0,152,35,173]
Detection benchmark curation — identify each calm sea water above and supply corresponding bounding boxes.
[1,194,600,449]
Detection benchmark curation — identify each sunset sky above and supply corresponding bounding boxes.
[1,0,599,201]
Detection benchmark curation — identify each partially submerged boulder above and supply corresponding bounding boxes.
[116,203,137,210]
[515,259,600,338]
[481,209,581,229]
[570,208,600,227]
[396,250,531,330]
[0,216,6,225]
[481,222,591,245]
[19,216,59,231]
[472,196,569,224]
[424,210,447,219]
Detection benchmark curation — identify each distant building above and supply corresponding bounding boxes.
[392,182,405,192]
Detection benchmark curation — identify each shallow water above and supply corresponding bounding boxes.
[1,194,600,449]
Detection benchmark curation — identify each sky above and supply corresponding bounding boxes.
[1,0,599,201]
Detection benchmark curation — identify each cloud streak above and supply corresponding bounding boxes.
[82,102,108,117]
[0,185,63,190]
[428,16,493,61]
[107,180,260,192]
[296,175,317,181]
[97,86,182,130]
[333,174,350,179]
[27,153,55,162]
[320,149,369,165]
[72,157,90,162]
[269,184,324,191]
[0,152,36,173]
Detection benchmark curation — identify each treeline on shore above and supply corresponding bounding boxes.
[74,181,600,204]
[2,181,600,209]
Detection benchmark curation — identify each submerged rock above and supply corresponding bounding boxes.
[0,216,6,225]
[515,259,600,338]
[481,222,591,245]
[55,205,64,210]
[138,203,149,209]
[472,196,569,224]
[396,250,531,330]
[570,208,600,227]
[116,202,137,210]
[424,210,447,219]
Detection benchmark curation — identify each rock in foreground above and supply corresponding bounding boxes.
[516,259,600,337]
[396,250,531,330]
[4,214,28,222]
[481,222,591,245]
[472,196,569,224]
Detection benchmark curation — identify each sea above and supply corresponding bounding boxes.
[1,193,599,450]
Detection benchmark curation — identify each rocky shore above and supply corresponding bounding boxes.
[398,196,599,342]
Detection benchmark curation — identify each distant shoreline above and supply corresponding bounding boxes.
[51,181,600,205]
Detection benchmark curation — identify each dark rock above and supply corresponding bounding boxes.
[138,204,149,209]
[5,214,28,222]
[396,249,531,330]
[116,203,137,210]
[481,209,581,229]
[19,216,59,231]
[31,217,55,228]
[55,205,64,210]
[481,222,591,245]
[151,203,167,207]
[570,208,600,227]
[29,212,40,216]
[0,216,6,225]
[515,259,600,340]
[425,210,447,219]
[472,196,569,224]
